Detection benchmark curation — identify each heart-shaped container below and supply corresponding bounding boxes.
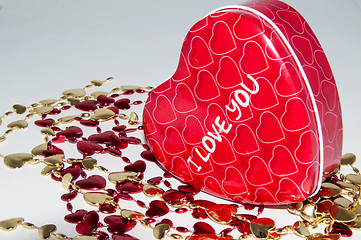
[143,0,342,205]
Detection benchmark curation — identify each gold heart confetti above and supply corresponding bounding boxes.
[293,221,310,237]
[346,174,361,185]
[128,112,139,125]
[62,89,86,98]
[12,104,27,114]
[31,143,48,156]
[120,85,142,91]
[143,184,164,197]
[62,173,73,190]
[90,108,115,121]
[91,80,103,87]
[250,218,275,239]
[108,171,138,184]
[38,224,57,240]
[58,115,76,124]
[91,91,108,98]
[153,223,170,240]
[330,205,357,222]
[83,192,113,207]
[41,128,56,136]
[341,153,356,166]
[3,153,33,169]
[121,210,145,220]
[67,97,80,105]
[32,106,54,115]
[44,155,64,166]
[0,217,24,231]
[7,120,28,129]
[300,204,317,222]
[39,99,58,106]
[82,157,97,170]
[40,164,64,176]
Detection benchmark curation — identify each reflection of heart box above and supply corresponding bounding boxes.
[143,0,342,205]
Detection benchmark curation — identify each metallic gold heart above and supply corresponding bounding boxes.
[336,181,358,192]
[22,222,36,229]
[346,174,361,185]
[320,183,342,198]
[13,104,27,114]
[7,120,28,129]
[330,205,357,222]
[108,171,138,184]
[250,218,275,239]
[121,209,145,220]
[44,155,64,166]
[4,153,33,169]
[128,112,139,126]
[31,143,48,156]
[334,197,352,208]
[62,89,86,98]
[143,184,164,197]
[349,216,361,229]
[62,173,73,190]
[67,98,80,105]
[39,99,58,106]
[83,192,113,207]
[91,80,103,87]
[341,153,356,166]
[58,115,76,124]
[41,128,55,136]
[41,164,63,176]
[153,223,170,240]
[38,224,57,240]
[293,221,310,237]
[0,217,24,231]
[300,204,317,222]
[82,157,97,170]
[91,91,108,98]
[90,108,115,121]
[121,85,142,91]
[352,205,361,216]
[32,106,54,115]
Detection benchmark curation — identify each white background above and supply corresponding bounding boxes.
[0,0,361,239]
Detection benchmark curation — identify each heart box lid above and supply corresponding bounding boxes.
[143,0,342,205]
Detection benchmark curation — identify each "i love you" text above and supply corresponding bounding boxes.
[187,74,260,172]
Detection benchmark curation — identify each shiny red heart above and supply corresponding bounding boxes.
[77,141,103,156]
[60,164,82,181]
[75,100,98,111]
[34,119,55,127]
[124,160,146,173]
[75,211,99,234]
[88,131,116,144]
[143,0,342,205]
[64,209,87,223]
[145,200,169,218]
[193,222,215,235]
[97,94,115,105]
[104,215,136,234]
[57,126,83,139]
[76,175,107,190]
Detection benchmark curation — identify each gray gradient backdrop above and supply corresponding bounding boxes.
[0,0,361,239]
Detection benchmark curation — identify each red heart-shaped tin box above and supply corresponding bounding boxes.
[143,0,342,205]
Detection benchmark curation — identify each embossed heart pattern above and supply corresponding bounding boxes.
[143,0,342,205]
